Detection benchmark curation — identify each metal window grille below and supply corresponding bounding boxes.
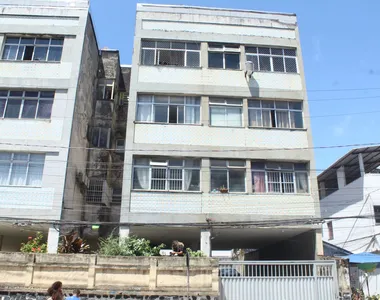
[112,188,122,204]
[141,40,201,67]
[86,180,104,203]
[2,36,63,62]
[0,90,54,120]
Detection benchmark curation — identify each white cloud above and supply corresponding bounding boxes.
[333,115,352,137]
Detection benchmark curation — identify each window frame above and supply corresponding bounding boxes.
[210,159,246,193]
[91,127,111,148]
[140,40,201,68]
[132,158,201,192]
[248,100,304,129]
[208,43,241,70]
[136,95,201,125]
[251,162,309,194]
[374,206,380,225]
[0,90,55,120]
[115,139,125,153]
[2,36,64,62]
[0,152,45,187]
[97,80,115,100]
[209,98,243,127]
[327,221,334,240]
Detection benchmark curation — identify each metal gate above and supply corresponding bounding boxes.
[219,260,339,300]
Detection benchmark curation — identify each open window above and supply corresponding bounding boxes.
[97,80,115,100]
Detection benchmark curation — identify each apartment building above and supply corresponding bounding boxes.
[0,0,129,252]
[319,146,380,253]
[122,4,322,259]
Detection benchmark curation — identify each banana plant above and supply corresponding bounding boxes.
[58,231,90,254]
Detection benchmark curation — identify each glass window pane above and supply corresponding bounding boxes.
[262,101,274,108]
[294,163,307,171]
[211,169,228,192]
[9,162,27,185]
[170,96,184,104]
[186,43,200,50]
[246,55,259,71]
[177,106,184,124]
[271,48,283,55]
[296,172,309,193]
[169,105,178,123]
[209,43,223,49]
[259,56,271,71]
[185,106,200,124]
[0,162,10,185]
[141,40,155,48]
[23,46,34,60]
[136,104,152,122]
[4,99,22,118]
[289,102,302,110]
[33,47,48,61]
[290,111,303,128]
[251,162,265,170]
[40,91,55,98]
[185,159,201,167]
[186,97,200,105]
[225,53,240,69]
[272,57,285,72]
[168,159,183,166]
[21,100,37,118]
[138,95,153,103]
[30,154,45,162]
[249,109,262,127]
[154,105,168,123]
[185,169,200,191]
[158,50,185,66]
[284,49,296,56]
[172,42,185,49]
[133,167,150,189]
[154,96,169,103]
[50,39,64,46]
[25,91,39,97]
[26,163,43,186]
[210,106,225,126]
[245,47,257,53]
[141,49,155,65]
[248,100,261,108]
[134,158,150,166]
[229,169,245,192]
[157,41,170,48]
[16,46,25,60]
[186,51,200,67]
[226,99,243,106]
[47,47,63,62]
[228,160,245,167]
[98,129,109,148]
[37,100,53,119]
[13,153,28,160]
[0,90,8,97]
[252,171,265,193]
[275,101,288,109]
[276,110,290,128]
[2,45,17,60]
[20,38,35,45]
[5,37,20,44]
[226,107,242,127]
[262,110,272,127]
[0,99,6,117]
[258,47,270,54]
[208,52,224,68]
[91,128,99,146]
[285,57,297,73]
[210,160,227,167]
[36,38,49,45]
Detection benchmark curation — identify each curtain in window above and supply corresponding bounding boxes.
[0,162,10,185]
[184,160,193,191]
[249,109,262,126]
[210,107,225,126]
[262,110,271,127]
[226,107,242,127]
[136,167,149,189]
[296,172,308,193]
[290,111,303,128]
[252,172,265,193]
[137,104,152,122]
[9,162,27,185]
[276,111,290,128]
[26,163,43,186]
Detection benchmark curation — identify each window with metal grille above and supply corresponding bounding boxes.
[0,152,45,187]
[252,162,309,194]
[374,206,380,225]
[141,40,200,67]
[2,36,63,62]
[132,158,201,192]
[208,43,240,70]
[0,90,54,120]
[210,160,246,193]
[245,46,298,73]
[248,100,303,129]
[136,95,201,124]
[209,98,243,127]
[86,180,103,203]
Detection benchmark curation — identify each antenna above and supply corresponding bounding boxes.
[245,61,254,79]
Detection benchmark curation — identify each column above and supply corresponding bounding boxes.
[200,228,212,257]
[119,226,130,240]
[246,159,252,193]
[47,225,59,254]
[242,98,249,128]
[200,42,208,69]
[358,153,365,177]
[201,96,209,126]
[201,158,210,193]
[336,166,346,189]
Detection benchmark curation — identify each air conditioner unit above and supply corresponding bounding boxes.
[245,61,254,79]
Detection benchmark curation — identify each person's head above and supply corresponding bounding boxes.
[172,240,179,249]
[52,291,63,300]
[51,281,62,291]
[73,289,80,296]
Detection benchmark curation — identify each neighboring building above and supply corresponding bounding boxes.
[319,146,380,253]
[0,0,129,252]
[121,4,322,259]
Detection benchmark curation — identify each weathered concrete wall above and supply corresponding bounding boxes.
[0,253,219,297]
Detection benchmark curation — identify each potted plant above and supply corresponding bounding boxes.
[219,185,228,193]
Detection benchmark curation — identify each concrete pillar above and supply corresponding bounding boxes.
[200,42,208,69]
[47,225,59,254]
[201,158,210,194]
[358,153,365,177]
[315,229,324,257]
[119,226,130,240]
[200,229,212,257]
[246,159,252,193]
[242,98,249,128]
[337,166,346,189]
[201,96,209,126]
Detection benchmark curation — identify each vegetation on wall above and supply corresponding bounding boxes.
[98,235,165,256]
[20,232,47,253]
[186,248,206,257]
[58,232,90,254]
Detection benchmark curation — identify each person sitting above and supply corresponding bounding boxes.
[170,240,186,256]
[66,289,81,300]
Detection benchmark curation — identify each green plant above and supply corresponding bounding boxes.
[367,296,380,300]
[98,235,165,256]
[20,232,47,253]
[58,232,90,254]
[186,248,205,257]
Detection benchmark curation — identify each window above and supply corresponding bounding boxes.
[115,139,125,153]
[0,153,45,186]
[210,160,246,193]
[248,100,303,129]
[141,40,200,67]
[374,206,380,225]
[91,127,110,148]
[136,95,201,124]
[0,90,54,120]
[97,80,115,100]
[252,162,309,194]
[246,46,298,73]
[208,43,240,70]
[209,98,242,127]
[133,158,201,192]
[86,179,103,203]
[2,36,63,62]
[327,221,334,240]
[112,188,122,204]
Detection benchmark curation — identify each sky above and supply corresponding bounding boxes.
[90,0,380,173]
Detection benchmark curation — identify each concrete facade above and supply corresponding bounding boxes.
[122,4,321,258]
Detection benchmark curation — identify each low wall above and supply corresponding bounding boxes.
[0,252,219,298]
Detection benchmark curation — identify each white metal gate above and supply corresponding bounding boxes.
[219,260,339,300]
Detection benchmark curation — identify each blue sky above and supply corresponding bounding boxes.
[90,0,380,172]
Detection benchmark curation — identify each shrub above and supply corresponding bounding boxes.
[98,235,165,256]
[58,232,90,254]
[20,232,47,253]
[186,248,205,257]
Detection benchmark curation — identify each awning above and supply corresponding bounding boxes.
[342,252,380,264]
